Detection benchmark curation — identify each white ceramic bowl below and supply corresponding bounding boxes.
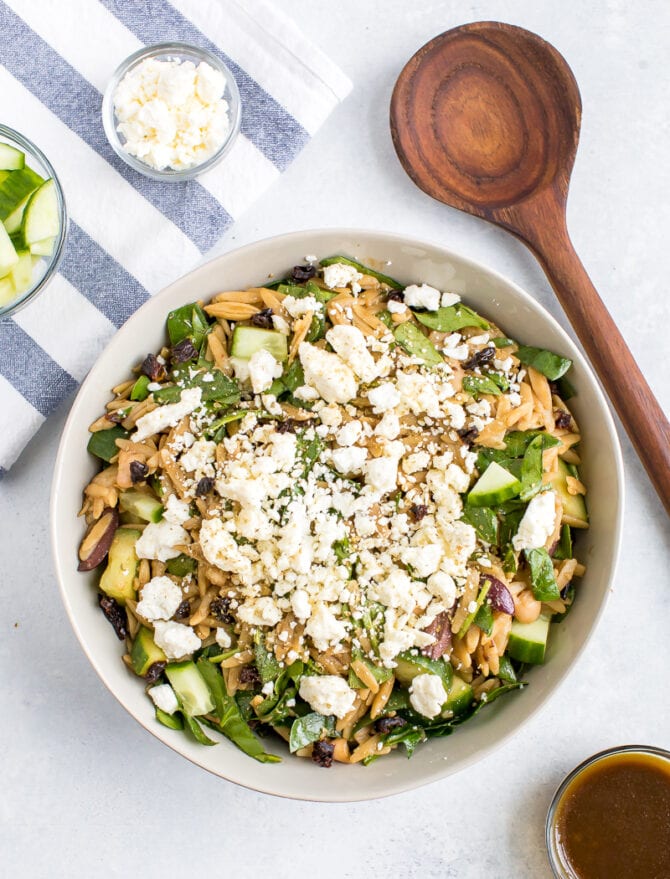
[51,229,624,802]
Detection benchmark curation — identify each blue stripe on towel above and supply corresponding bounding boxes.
[0,1,232,253]
[99,0,310,172]
[0,322,78,417]
[60,223,149,327]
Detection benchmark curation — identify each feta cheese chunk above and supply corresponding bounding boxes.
[305,603,348,651]
[403,284,441,311]
[215,628,232,649]
[199,518,252,578]
[298,675,356,719]
[325,324,379,383]
[299,342,358,404]
[409,673,448,718]
[283,295,323,318]
[133,387,202,442]
[180,437,216,474]
[152,621,200,660]
[368,382,401,412]
[331,445,368,474]
[387,299,407,314]
[322,262,362,293]
[512,490,558,551]
[135,519,188,562]
[237,596,283,627]
[136,575,183,621]
[248,348,283,394]
[148,684,179,715]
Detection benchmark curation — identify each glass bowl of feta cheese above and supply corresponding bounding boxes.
[102,42,241,182]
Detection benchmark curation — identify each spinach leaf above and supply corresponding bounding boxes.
[413,304,489,332]
[393,321,443,365]
[130,375,150,401]
[504,430,560,458]
[167,302,211,348]
[296,433,323,476]
[165,553,198,577]
[462,375,503,398]
[519,436,547,502]
[492,337,515,348]
[525,548,560,601]
[87,425,128,462]
[496,655,518,684]
[379,723,427,758]
[461,505,498,545]
[153,369,240,406]
[305,312,326,342]
[155,707,184,730]
[333,538,351,562]
[196,658,281,763]
[254,634,281,684]
[515,345,572,380]
[474,602,494,636]
[277,281,337,305]
[555,374,576,400]
[553,524,573,561]
[320,254,402,288]
[183,713,217,746]
[288,712,335,753]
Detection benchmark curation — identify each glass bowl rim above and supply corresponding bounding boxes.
[0,123,68,321]
[101,40,242,182]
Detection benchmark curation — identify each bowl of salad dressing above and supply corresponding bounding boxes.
[546,745,670,878]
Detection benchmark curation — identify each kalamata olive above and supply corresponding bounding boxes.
[129,460,148,484]
[485,575,515,615]
[375,715,407,734]
[78,508,119,571]
[171,338,198,363]
[311,740,335,767]
[290,264,316,282]
[421,611,453,659]
[463,346,496,371]
[251,308,275,329]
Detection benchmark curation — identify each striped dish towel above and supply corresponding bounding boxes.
[0,0,351,476]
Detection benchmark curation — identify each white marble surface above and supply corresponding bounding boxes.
[2,2,669,876]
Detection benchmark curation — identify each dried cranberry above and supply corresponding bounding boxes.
[171,338,197,363]
[210,597,234,624]
[239,665,261,685]
[387,289,404,302]
[251,308,275,330]
[463,346,496,371]
[174,599,191,621]
[129,460,148,483]
[375,716,407,734]
[457,426,480,445]
[290,264,316,282]
[98,594,128,640]
[144,661,167,684]
[141,354,166,382]
[554,410,572,429]
[311,740,335,767]
[409,503,428,522]
[195,476,214,496]
[421,611,453,660]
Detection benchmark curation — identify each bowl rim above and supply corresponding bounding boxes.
[0,123,68,320]
[50,228,625,801]
[101,40,242,182]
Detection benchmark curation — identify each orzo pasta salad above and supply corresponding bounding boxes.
[78,256,588,766]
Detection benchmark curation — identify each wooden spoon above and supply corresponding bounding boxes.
[390,21,670,515]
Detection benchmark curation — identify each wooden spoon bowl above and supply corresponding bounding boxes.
[391,22,670,514]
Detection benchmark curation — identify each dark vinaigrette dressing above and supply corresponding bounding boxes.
[553,752,670,878]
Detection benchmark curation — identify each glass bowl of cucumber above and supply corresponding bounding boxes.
[0,124,67,320]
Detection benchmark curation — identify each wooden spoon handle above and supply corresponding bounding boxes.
[513,205,670,514]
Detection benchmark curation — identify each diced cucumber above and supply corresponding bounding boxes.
[3,193,31,235]
[394,652,453,690]
[21,178,59,245]
[230,326,288,362]
[550,459,588,528]
[0,167,43,221]
[130,626,167,676]
[393,321,444,366]
[507,614,552,664]
[119,489,163,523]
[165,661,215,717]
[0,276,15,306]
[99,527,141,605]
[0,223,18,277]
[29,237,55,257]
[10,250,32,294]
[155,707,184,730]
[441,674,474,717]
[467,461,521,507]
[0,143,25,171]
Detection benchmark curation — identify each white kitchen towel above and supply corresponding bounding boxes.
[0,0,351,475]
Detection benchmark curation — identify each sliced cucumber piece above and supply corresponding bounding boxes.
[29,236,55,257]
[3,193,31,235]
[165,661,215,717]
[394,652,453,690]
[99,527,141,605]
[0,223,18,277]
[21,178,59,244]
[10,250,32,294]
[130,626,167,676]
[230,326,288,362]
[441,674,474,717]
[119,489,163,523]
[507,614,552,664]
[550,458,588,528]
[467,461,521,507]
[0,143,25,171]
[0,276,15,306]
[0,167,43,221]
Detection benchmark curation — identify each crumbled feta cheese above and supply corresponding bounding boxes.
[403,284,441,311]
[290,588,312,622]
[237,596,283,627]
[298,675,356,719]
[152,620,200,659]
[272,314,290,335]
[364,456,399,495]
[323,263,362,294]
[148,684,179,715]
[163,494,190,525]
[387,299,407,314]
[374,411,401,440]
[199,518,252,578]
[133,387,202,442]
[441,291,461,307]
[230,357,251,383]
[135,519,188,562]
[402,451,430,474]
[305,603,348,650]
[336,420,363,447]
[326,325,379,383]
[215,628,232,649]
[409,673,447,718]
[180,437,216,474]
[136,575,182,621]
[512,490,557,551]
[426,571,457,607]
[261,681,274,696]
[248,348,283,394]
[368,382,401,412]
[401,544,443,578]
[283,295,323,318]
[299,342,358,404]
[331,445,368,474]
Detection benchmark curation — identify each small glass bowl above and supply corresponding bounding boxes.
[0,125,68,321]
[102,41,241,182]
[546,744,670,878]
